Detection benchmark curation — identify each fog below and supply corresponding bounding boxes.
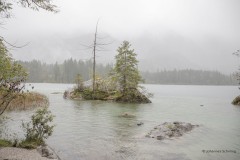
[2,0,240,74]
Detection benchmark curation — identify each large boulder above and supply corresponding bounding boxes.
[232,95,240,105]
[146,122,199,140]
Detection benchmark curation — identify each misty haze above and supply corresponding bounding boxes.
[0,0,240,160]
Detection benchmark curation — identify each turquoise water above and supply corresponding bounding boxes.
[1,84,240,160]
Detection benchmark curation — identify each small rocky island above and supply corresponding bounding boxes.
[64,41,152,104]
[146,122,199,140]
[64,83,151,104]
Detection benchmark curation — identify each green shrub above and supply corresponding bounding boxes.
[19,139,41,149]
[21,108,55,148]
[82,89,93,100]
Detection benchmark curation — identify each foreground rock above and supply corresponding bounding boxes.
[146,122,199,140]
[232,95,240,105]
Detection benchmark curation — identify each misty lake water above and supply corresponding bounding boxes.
[1,84,240,160]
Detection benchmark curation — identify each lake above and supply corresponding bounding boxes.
[1,83,240,160]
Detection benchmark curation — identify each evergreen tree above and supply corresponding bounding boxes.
[113,41,142,95]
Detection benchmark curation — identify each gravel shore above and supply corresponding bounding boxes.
[0,147,58,160]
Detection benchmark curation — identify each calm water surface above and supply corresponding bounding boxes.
[1,83,240,160]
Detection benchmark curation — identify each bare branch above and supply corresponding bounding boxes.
[96,40,114,46]
[0,36,30,49]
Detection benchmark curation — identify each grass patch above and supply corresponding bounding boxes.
[19,139,43,149]
[0,139,13,147]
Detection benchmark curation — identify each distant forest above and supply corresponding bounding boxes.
[18,59,236,85]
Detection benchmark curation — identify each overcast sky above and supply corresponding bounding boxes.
[2,0,240,74]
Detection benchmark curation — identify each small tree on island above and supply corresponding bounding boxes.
[112,41,151,103]
[113,41,142,94]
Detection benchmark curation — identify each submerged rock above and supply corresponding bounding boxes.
[51,92,62,94]
[118,112,136,118]
[146,122,199,140]
[232,95,240,105]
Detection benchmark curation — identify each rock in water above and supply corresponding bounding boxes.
[232,95,240,105]
[37,145,59,159]
[118,112,136,118]
[146,122,199,140]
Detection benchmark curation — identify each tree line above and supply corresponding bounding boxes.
[19,59,113,83]
[142,69,235,85]
[18,59,236,85]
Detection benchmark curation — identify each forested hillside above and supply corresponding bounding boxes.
[19,59,112,83]
[19,59,236,85]
[142,70,235,85]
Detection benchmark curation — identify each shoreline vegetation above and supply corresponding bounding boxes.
[2,92,49,111]
[0,108,57,159]
[1,1,55,159]
[19,59,236,86]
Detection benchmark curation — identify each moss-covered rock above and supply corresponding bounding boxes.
[70,90,82,100]
[232,95,240,105]
[116,89,151,103]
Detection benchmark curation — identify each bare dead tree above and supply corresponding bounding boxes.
[92,21,98,95]
[79,20,113,98]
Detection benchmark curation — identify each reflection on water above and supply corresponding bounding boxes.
[1,83,240,160]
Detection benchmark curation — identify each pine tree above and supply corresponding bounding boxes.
[113,41,142,96]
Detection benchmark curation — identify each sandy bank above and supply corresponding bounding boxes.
[0,147,58,160]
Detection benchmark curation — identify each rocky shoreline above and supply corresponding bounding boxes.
[146,122,199,140]
[0,145,60,160]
